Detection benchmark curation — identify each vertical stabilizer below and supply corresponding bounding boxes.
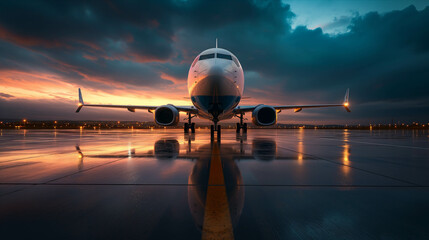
[216,38,218,48]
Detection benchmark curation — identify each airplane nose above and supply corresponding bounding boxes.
[207,65,223,76]
[190,61,240,120]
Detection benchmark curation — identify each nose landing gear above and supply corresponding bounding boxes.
[210,119,221,140]
[210,124,221,139]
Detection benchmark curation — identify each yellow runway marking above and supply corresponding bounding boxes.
[201,143,234,240]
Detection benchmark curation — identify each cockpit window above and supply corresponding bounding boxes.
[217,53,232,60]
[197,52,240,67]
[199,53,215,60]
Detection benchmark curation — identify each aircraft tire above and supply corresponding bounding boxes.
[191,123,195,133]
[217,125,221,138]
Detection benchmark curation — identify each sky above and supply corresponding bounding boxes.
[0,0,429,124]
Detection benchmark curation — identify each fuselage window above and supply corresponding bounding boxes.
[232,56,240,67]
[199,53,215,60]
[217,53,232,60]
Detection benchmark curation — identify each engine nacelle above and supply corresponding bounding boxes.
[154,105,180,126]
[251,105,277,126]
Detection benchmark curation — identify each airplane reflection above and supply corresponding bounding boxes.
[187,142,244,237]
[76,146,84,171]
[252,139,277,161]
[74,135,317,235]
[154,139,180,160]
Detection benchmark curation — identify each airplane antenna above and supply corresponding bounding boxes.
[216,38,218,48]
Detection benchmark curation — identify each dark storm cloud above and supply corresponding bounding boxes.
[0,1,175,59]
[0,39,51,72]
[0,0,428,122]
[321,16,353,32]
[200,5,429,119]
[0,1,186,95]
[0,92,14,99]
[0,0,293,90]
[179,0,294,31]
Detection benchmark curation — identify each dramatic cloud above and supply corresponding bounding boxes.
[0,92,13,99]
[320,16,353,33]
[0,0,428,123]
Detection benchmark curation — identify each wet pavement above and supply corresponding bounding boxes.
[0,128,428,239]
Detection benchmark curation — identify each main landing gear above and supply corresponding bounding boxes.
[235,113,247,133]
[184,112,196,133]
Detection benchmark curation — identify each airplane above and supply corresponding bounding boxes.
[76,39,350,137]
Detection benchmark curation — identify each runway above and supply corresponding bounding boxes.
[0,129,428,239]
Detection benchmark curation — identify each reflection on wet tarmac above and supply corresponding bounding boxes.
[154,139,180,160]
[1,129,429,239]
[74,136,256,238]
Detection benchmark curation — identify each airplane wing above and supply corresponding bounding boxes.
[75,88,197,113]
[234,89,350,113]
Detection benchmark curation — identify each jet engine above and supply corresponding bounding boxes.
[251,105,277,126]
[154,105,180,126]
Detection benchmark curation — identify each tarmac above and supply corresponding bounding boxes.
[0,128,428,239]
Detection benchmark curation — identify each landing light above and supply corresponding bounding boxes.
[344,102,349,107]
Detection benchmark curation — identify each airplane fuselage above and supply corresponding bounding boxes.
[187,48,244,123]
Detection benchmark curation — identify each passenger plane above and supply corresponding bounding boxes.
[76,39,350,137]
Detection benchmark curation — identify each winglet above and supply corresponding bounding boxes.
[76,88,84,113]
[343,88,351,112]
